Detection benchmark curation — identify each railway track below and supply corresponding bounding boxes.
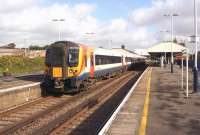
[49,70,143,135]
[0,70,144,135]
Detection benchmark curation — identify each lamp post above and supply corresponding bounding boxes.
[164,13,179,73]
[160,30,170,66]
[52,19,65,41]
[193,0,199,92]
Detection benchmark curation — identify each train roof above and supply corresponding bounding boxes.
[94,47,146,59]
[112,48,146,59]
[94,48,122,57]
[47,41,79,50]
[50,41,146,59]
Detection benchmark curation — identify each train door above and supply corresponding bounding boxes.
[122,56,124,66]
[90,52,94,78]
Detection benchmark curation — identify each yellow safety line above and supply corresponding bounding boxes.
[138,68,152,135]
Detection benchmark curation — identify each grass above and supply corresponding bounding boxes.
[0,56,44,75]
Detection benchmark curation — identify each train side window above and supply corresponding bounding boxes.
[94,55,123,65]
[95,55,99,65]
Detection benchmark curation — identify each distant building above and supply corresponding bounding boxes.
[0,42,46,58]
[0,48,24,57]
[0,43,24,57]
[27,50,46,58]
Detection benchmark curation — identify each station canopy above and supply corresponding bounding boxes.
[147,42,187,59]
[148,42,186,53]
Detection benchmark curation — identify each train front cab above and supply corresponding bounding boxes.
[44,41,93,93]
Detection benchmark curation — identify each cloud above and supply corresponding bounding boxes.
[0,1,99,48]
[129,0,200,44]
[0,0,181,50]
[0,0,36,13]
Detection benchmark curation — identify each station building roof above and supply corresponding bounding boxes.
[148,42,187,53]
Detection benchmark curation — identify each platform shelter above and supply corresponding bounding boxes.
[148,42,187,67]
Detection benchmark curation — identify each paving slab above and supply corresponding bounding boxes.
[147,66,200,135]
[105,65,200,135]
[105,68,150,135]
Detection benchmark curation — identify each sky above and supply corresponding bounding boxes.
[43,0,151,20]
[0,0,199,50]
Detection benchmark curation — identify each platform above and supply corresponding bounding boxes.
[102,65,200,135]
[0,74,43,111]
[0,73,43,90]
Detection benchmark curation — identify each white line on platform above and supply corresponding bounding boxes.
[0,82,41,93]
[98,67,149,135]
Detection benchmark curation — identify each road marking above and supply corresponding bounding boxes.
[138,68,152,135]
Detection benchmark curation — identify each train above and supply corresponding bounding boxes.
[43,41,145,93]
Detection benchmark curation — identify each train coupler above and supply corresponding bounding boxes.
[54,78,64,89]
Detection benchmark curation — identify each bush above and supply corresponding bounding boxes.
[0,56,44,75]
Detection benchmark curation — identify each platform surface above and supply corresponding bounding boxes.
[105,68,150,135]
[147,66,200,135]
[0,73,43,90]
[105,65,200,135]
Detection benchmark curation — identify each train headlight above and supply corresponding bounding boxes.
[69,69,73,73]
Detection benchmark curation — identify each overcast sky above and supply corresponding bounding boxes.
[0,0,199,50]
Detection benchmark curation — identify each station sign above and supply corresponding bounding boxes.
[175,55,186,60]
[175,50,189,60]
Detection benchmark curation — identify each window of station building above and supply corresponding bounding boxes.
[95,55,121,65]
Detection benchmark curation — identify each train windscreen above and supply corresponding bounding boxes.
[45,46,64,67]
[68,46,79,67]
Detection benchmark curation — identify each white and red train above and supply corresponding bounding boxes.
[43,41,145,93]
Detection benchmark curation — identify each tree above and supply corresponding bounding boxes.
[29,45,49,50]
[121,45,125,49]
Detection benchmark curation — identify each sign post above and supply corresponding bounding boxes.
[181,57,184,90]
[188,34,200,93]
[186,49,189,97]
[182,49,189,97]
